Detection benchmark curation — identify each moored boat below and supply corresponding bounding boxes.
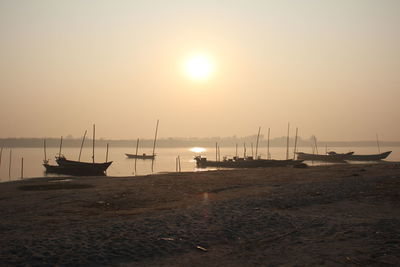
[43,158,111,176]
[125,153,155,160]
[295,151,354,162]
[195,156,303,168]
[345,151,391,161]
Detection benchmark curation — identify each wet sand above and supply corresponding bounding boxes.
[0,163,399,266]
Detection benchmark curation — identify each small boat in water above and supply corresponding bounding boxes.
[345,151,391,161]
[195,156,303,168]
[295,151,354,162]
[125,153,155,160]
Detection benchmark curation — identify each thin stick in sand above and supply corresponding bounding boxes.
[78,130,87,162]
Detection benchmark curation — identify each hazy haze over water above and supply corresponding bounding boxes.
[1,0,399,140]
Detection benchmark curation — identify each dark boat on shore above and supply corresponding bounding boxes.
[43,125,112,176]
[345,151,391,161]
[125,153,155,160]
[295,151,354,162]
[43,156,112,176]
[195,156,303,168]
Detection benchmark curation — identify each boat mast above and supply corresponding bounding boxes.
[376,134,381,153]
[106,143,109,163]
[58,136,63,158]
[235,143,238,158]
[92,124,95,163]
[43,139,47,162]
[267,128,270,159]
[152,120,159,156]
[293,127,298,160]
[255,126,261,159]
[286,123,290,160]
[78,130,87,162]
[313,136,319,154]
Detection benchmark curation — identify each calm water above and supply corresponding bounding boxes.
[0,146,399,182]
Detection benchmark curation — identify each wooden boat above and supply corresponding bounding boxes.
[195,156,303,168]
[125,153,155,159]
[295,151,354,162]
[42,125,112,176]
[43,158,110,176]
[126,120,159,160]
[345,151,391,161]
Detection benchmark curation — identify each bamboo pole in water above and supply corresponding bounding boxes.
[58,136,63,158]
[134,138,139,174]
[251,143,254,158]
[215,142,218,162]
[21,157,23,179]
[376,134,381,153]
[92,124,95,163]
[267,128,270,159]
[106,143,109,162]
[78,130,87,162]
[0,147,3,168]
[255,126,261,159]
[243,142,246,158]
[293,127,298,160]
[218,145,221,162]
[235,143,238,158]
[8,149,12,180]
[286,123,290,160]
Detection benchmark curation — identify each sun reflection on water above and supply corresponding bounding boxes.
[190,147,206,153]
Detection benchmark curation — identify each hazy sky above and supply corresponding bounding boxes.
[1,0,399,140]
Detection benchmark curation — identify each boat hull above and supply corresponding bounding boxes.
[45,157,113,175]
[125,153,155,160]
[346,151,392,161]
[43,163,110,176]
[195,157,303,168]
[296,152,353,162]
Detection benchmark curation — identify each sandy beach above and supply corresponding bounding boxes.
[0,163,399,266]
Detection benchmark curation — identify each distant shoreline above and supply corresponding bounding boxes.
[0,137,399,148]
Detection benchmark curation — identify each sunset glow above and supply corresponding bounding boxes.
[184,54,215,81]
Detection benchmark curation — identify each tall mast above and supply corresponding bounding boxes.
[152,120,159,156]
[376,134,381,153]
[255,126,261,159]
[58,136,63,158]
[267,128,270,159]
[78,130,87,162]
[92,124,95,163]
[43,139,47,162]
[293,127,298,159]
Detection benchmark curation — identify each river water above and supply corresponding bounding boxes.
[0,146,398,182]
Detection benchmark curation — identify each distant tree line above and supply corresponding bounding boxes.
[0,136,399,148]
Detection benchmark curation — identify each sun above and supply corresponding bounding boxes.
[184,53,215,81]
